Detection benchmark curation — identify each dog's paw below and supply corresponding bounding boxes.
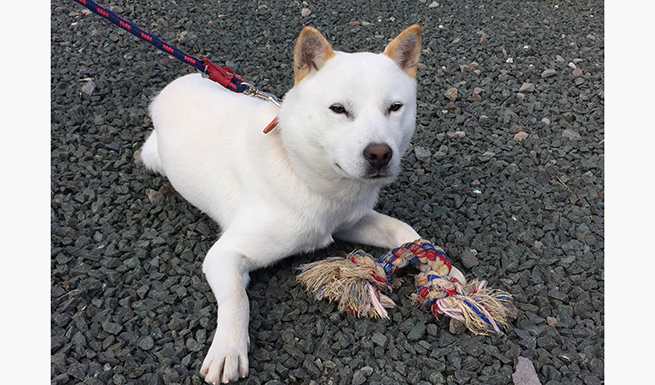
[200,330,249,384]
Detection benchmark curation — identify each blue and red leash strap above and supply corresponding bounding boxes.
[71,0,247,93]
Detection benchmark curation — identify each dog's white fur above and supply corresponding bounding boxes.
[141,25,465,384]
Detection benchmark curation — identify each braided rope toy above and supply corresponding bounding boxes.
[296,239,515,336]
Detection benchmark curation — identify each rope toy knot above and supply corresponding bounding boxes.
[296,239,516,335]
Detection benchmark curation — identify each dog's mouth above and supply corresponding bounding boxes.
[334,163,393,181]
[365,171,391,179]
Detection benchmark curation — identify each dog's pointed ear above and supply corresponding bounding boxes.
[294,26,336,84]
[384,25,422,78]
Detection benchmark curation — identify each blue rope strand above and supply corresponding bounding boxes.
[460,298,502,332]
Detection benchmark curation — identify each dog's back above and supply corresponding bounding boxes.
[142,73,279,227]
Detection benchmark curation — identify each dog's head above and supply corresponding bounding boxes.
[279,25,422,189]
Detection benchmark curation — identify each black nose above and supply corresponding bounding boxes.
[363,143,393,169]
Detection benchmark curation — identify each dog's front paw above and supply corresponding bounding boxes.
[200,329,249,384]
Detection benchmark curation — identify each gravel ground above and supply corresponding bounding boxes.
[51,1,604,384]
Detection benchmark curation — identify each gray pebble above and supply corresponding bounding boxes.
[138,336,155,350]
[352,369,368,385]
[562,128,582,141]
[414,146,432,162]
[541,68,558,78]
[101,321,123,335]
[407,322,426,341]
[371,332,388,348]
[519,82,535,92]
[80,80,96,96]
[459,249,479,268]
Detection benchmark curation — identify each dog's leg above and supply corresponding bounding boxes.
[140,130,166,175]
[200,240,252,384]
[334,210,467,283]
[335,210,419,249]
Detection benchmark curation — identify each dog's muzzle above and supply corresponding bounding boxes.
[363,143,394,179]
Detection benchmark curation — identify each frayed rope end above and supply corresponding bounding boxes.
[412,275,517,336]
[295,253,395,319]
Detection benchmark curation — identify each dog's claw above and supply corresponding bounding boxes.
[449,266,467,285]
[201,330,249,384]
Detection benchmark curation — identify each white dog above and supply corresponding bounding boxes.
[140,25,465,384]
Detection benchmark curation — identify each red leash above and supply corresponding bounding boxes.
[72,0,280,109]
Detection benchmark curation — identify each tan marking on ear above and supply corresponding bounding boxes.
[383,25,422,78]
[293,26,336,84]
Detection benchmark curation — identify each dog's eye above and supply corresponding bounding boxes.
[329,104,348,115]
[388,102,403,113]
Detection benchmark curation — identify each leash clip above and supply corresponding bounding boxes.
[242,83,281,134]
[241,82,281,107]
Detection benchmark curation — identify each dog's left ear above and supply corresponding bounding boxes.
[384,25,422,78]
[294,26,336,84]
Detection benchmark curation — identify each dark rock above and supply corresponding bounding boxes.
[407,322,426,341]
[138,335,155,350]
[459,249,479,268]
[101,321,123,335]
[371,332,388,347]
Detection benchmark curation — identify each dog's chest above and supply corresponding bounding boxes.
[292,199,369,251]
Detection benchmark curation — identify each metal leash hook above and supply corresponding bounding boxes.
[241,83,281,134]
[241,83,282,107]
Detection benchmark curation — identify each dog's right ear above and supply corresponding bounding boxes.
[294,26,335,84]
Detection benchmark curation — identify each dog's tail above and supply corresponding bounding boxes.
[139,130,166,175]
